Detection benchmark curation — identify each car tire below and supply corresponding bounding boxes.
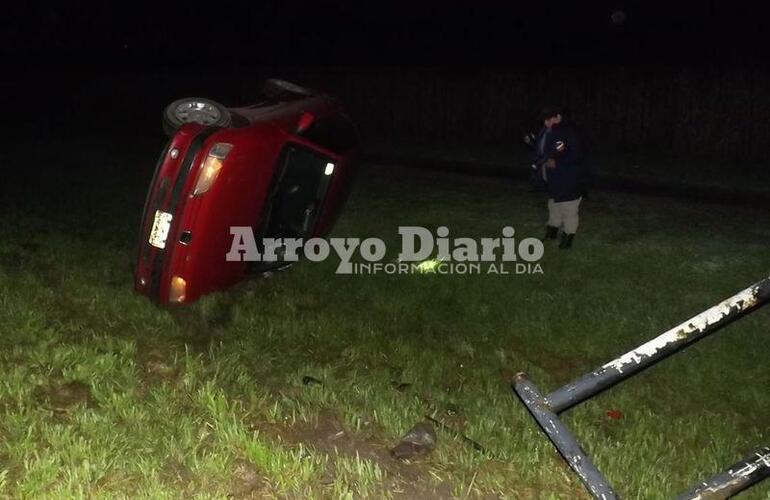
[262,79,314,99]
[162,97,232,136]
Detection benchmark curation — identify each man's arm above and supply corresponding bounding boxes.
[547,128,581,168]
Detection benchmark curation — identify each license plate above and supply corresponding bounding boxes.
[148,210,173,249]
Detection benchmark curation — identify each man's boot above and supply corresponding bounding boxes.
[543,225,558,241]
[559,233,575,249]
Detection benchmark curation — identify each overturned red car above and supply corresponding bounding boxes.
[135,80,358,304]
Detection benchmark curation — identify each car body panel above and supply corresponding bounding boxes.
[135,89,358,304]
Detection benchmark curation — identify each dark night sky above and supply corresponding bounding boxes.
[3,1,767,70]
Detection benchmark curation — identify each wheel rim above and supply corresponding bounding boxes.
[173,100,222,125]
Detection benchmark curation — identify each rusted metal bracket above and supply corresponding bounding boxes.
[513,276,770,499]
[515,373,618,499]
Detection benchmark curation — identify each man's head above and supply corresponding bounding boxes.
[541,106,563,130]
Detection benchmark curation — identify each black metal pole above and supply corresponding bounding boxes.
[546,277,770,413]
[676,446,770,500]
[513,373,618,500]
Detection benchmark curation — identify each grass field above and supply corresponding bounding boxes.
[0,135,769,499]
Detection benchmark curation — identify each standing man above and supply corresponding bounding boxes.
[540,106,585,249]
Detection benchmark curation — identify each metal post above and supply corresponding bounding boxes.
[514,373,618,500]
[546,277,770,413]
[512,276,770,499]
[676,446,770,500]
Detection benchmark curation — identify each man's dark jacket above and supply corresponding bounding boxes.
[543,122,586,202]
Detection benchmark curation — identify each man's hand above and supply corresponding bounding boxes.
[545,158,556,169]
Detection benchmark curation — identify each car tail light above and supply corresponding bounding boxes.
[193,143,233,195]
[169,276,187,303]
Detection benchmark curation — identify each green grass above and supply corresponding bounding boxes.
[0,136,769,498]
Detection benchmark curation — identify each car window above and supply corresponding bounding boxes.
[263,145,334,239]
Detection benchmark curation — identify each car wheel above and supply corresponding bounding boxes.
[162,97,232,136]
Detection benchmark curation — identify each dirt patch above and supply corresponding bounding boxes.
[33,380,97,413]
[228,459,267,498]
[292,412,389,464]
[160,453,288,499]
[159,458,196,491]
[252,411,453,499]
[136,342,180,383]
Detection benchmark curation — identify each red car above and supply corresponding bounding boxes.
[135,80,358,304]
